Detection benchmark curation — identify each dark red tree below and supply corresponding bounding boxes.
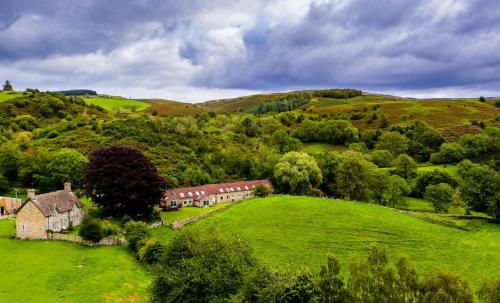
[83,146,167,219]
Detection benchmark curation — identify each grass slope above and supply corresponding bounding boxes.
[84,96,151,112]
[153,196,499,288]
[143,99,205,116]
[304,95,500,140]
[0,238,150,302]
[0,91,23,102]
[161,202,230,225]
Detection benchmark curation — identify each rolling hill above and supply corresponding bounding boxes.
[153,196,500,289]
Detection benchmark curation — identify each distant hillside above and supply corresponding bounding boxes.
[142,99,205,116]
[194,90,500,140]
[200,93,286,113]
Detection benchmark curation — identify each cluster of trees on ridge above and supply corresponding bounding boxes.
[0,89,498,222]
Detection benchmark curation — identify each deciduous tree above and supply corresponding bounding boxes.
[83,146,167,219]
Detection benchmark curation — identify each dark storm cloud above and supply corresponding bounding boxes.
[1,0,500,100]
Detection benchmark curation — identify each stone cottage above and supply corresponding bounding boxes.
[162,179,273,210]
[0,196,22,216]
[16,183,84,239]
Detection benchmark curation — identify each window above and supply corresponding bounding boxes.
[204,201,209,206]
[22,224,25,231]
[220,197,224,200]
[184,201,187,205]
[171,200,177,207]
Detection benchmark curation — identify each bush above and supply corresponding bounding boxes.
[424,183,454,213]
[422,271,473,303]
[124,221,152,252]
[309,188,324,197]
[79,217,104,243]
[138,239,165,265]
[392,154,417,179]
[371,149,393,167]
[151,230,258,303]
[477,277,500,303]
[430,143,464,164]
[412,170,457,198]
[101,220,121,237]
[495,99,500,108]
[254,184,271,197]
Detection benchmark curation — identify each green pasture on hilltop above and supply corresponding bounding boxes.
[0,238,150,302]
[0,91,23,102]
[153,196,500,289]
[84,96,151,112]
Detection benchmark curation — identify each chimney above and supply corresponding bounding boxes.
[27,189,36,200]
[64,182,72,192]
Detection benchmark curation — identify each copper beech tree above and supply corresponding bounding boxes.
[83,146,167,219]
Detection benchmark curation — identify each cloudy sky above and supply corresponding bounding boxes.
[1,0,499,102]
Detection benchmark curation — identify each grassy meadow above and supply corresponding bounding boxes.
[143,99,205,116]
[0,238,150,302]
[153,196,499,289]
[161,202,229,225]
[0,91,23,102]
[84,96,151,112]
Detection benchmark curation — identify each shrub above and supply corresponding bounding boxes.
[309,188,324,197]
[422,271,473,303]
[138,239,165,265]
[424,183,454,213]
[79,217,104,243]
[371,149,393,167]
[254,184,271,197]
[392,154,417,179]
[101,220,121,237]
[430,143,464,164]
[412,170,457,198]
[124,220,152,252]
[376,132,408,156]
[495,99,500,108]
[479,96,486,102]
[381,175,411,208]
[477,277,500,303]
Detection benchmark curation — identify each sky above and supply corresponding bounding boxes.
[1,0,499,102]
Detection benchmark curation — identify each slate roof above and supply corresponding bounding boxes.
[164,179,273,201]
[21,190,83,217]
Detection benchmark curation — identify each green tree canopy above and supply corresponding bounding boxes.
[274,151,322,195]
[376,132,409,156]
[424,183,454,213]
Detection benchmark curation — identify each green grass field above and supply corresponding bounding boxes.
[301,143,347,154]
[0,238,150,302]
[0,91,23,102]
[153,196,499,289]
[417,164,459,175]
[161,202,230,225]
[0,218,16,237]
[84,96,151,112]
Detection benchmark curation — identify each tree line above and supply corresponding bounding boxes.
[145,231,498,303]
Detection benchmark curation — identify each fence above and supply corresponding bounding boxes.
[170,201,238,229]
[48,233,126,246]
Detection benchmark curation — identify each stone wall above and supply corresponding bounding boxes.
[48,233,126,246]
